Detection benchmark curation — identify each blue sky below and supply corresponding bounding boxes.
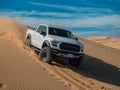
[0,0,120,38]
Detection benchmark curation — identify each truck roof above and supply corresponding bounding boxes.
[27,24,70,32]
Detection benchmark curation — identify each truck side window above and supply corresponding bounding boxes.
[37,25,47,34]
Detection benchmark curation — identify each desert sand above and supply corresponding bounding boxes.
[87,36,120,50]
[0,18,120,90]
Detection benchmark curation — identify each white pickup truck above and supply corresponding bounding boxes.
[25,24,84,68]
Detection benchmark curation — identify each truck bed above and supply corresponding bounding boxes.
[26,26,36,30]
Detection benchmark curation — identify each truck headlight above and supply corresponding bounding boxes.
[51,40,60,46]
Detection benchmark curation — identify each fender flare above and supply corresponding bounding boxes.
[27,34,31,39]
[42,40,50,48]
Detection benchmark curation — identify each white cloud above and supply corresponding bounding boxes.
[28,2,77,11]
[40,12,76,18]
[28,2,112,13]
[0,10,77,18]
[0,10,120,28]
[0,10,33,16]
[12,14,120,28]
[1,11,119,37]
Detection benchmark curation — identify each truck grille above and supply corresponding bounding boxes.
[60,43,80,52]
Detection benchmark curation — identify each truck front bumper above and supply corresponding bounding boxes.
[51,49,84,59]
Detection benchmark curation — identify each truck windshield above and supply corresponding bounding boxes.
[49,27,74,39]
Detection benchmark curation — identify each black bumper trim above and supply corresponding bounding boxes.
[51,48,84,58]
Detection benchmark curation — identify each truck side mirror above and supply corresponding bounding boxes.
[40,32,46,36]
[75,37,78,41]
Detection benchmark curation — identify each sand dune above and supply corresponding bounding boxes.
[87,36,120,50]
[0,18,26,42]
[0,18,40,62]
[0,39,74,90]
[0,18,120,90]
[0,18,85,90]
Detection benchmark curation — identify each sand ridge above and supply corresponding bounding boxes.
[0,18,40,64]
[87,36,120,50]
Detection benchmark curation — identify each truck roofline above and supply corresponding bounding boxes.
[27,24,70,33]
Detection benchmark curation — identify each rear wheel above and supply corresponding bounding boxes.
[26,38,31,47]
[39,47,52,64]
[69,58,81,68]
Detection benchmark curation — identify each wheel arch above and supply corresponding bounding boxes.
[26,34,31,39]
[42,40,50,48]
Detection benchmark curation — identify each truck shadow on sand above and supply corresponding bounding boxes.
[52,54,120,87]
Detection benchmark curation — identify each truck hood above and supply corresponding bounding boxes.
[48,35,83,46]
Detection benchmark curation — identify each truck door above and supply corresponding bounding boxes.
[34,25,47,49]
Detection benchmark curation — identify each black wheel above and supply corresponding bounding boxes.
[69,58,81,68]
[26,38,31,47]
[39,47,52,64]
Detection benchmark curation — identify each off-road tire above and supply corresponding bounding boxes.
[39,47,52,64]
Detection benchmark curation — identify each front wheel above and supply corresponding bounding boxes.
[39,47,52,64]
[69,58,81,68]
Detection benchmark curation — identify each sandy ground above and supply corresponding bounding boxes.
[0,39,71,90]
[78,38,120,89]
[0,18,120,90]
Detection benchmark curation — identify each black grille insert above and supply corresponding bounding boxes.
[60,43,80,52]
